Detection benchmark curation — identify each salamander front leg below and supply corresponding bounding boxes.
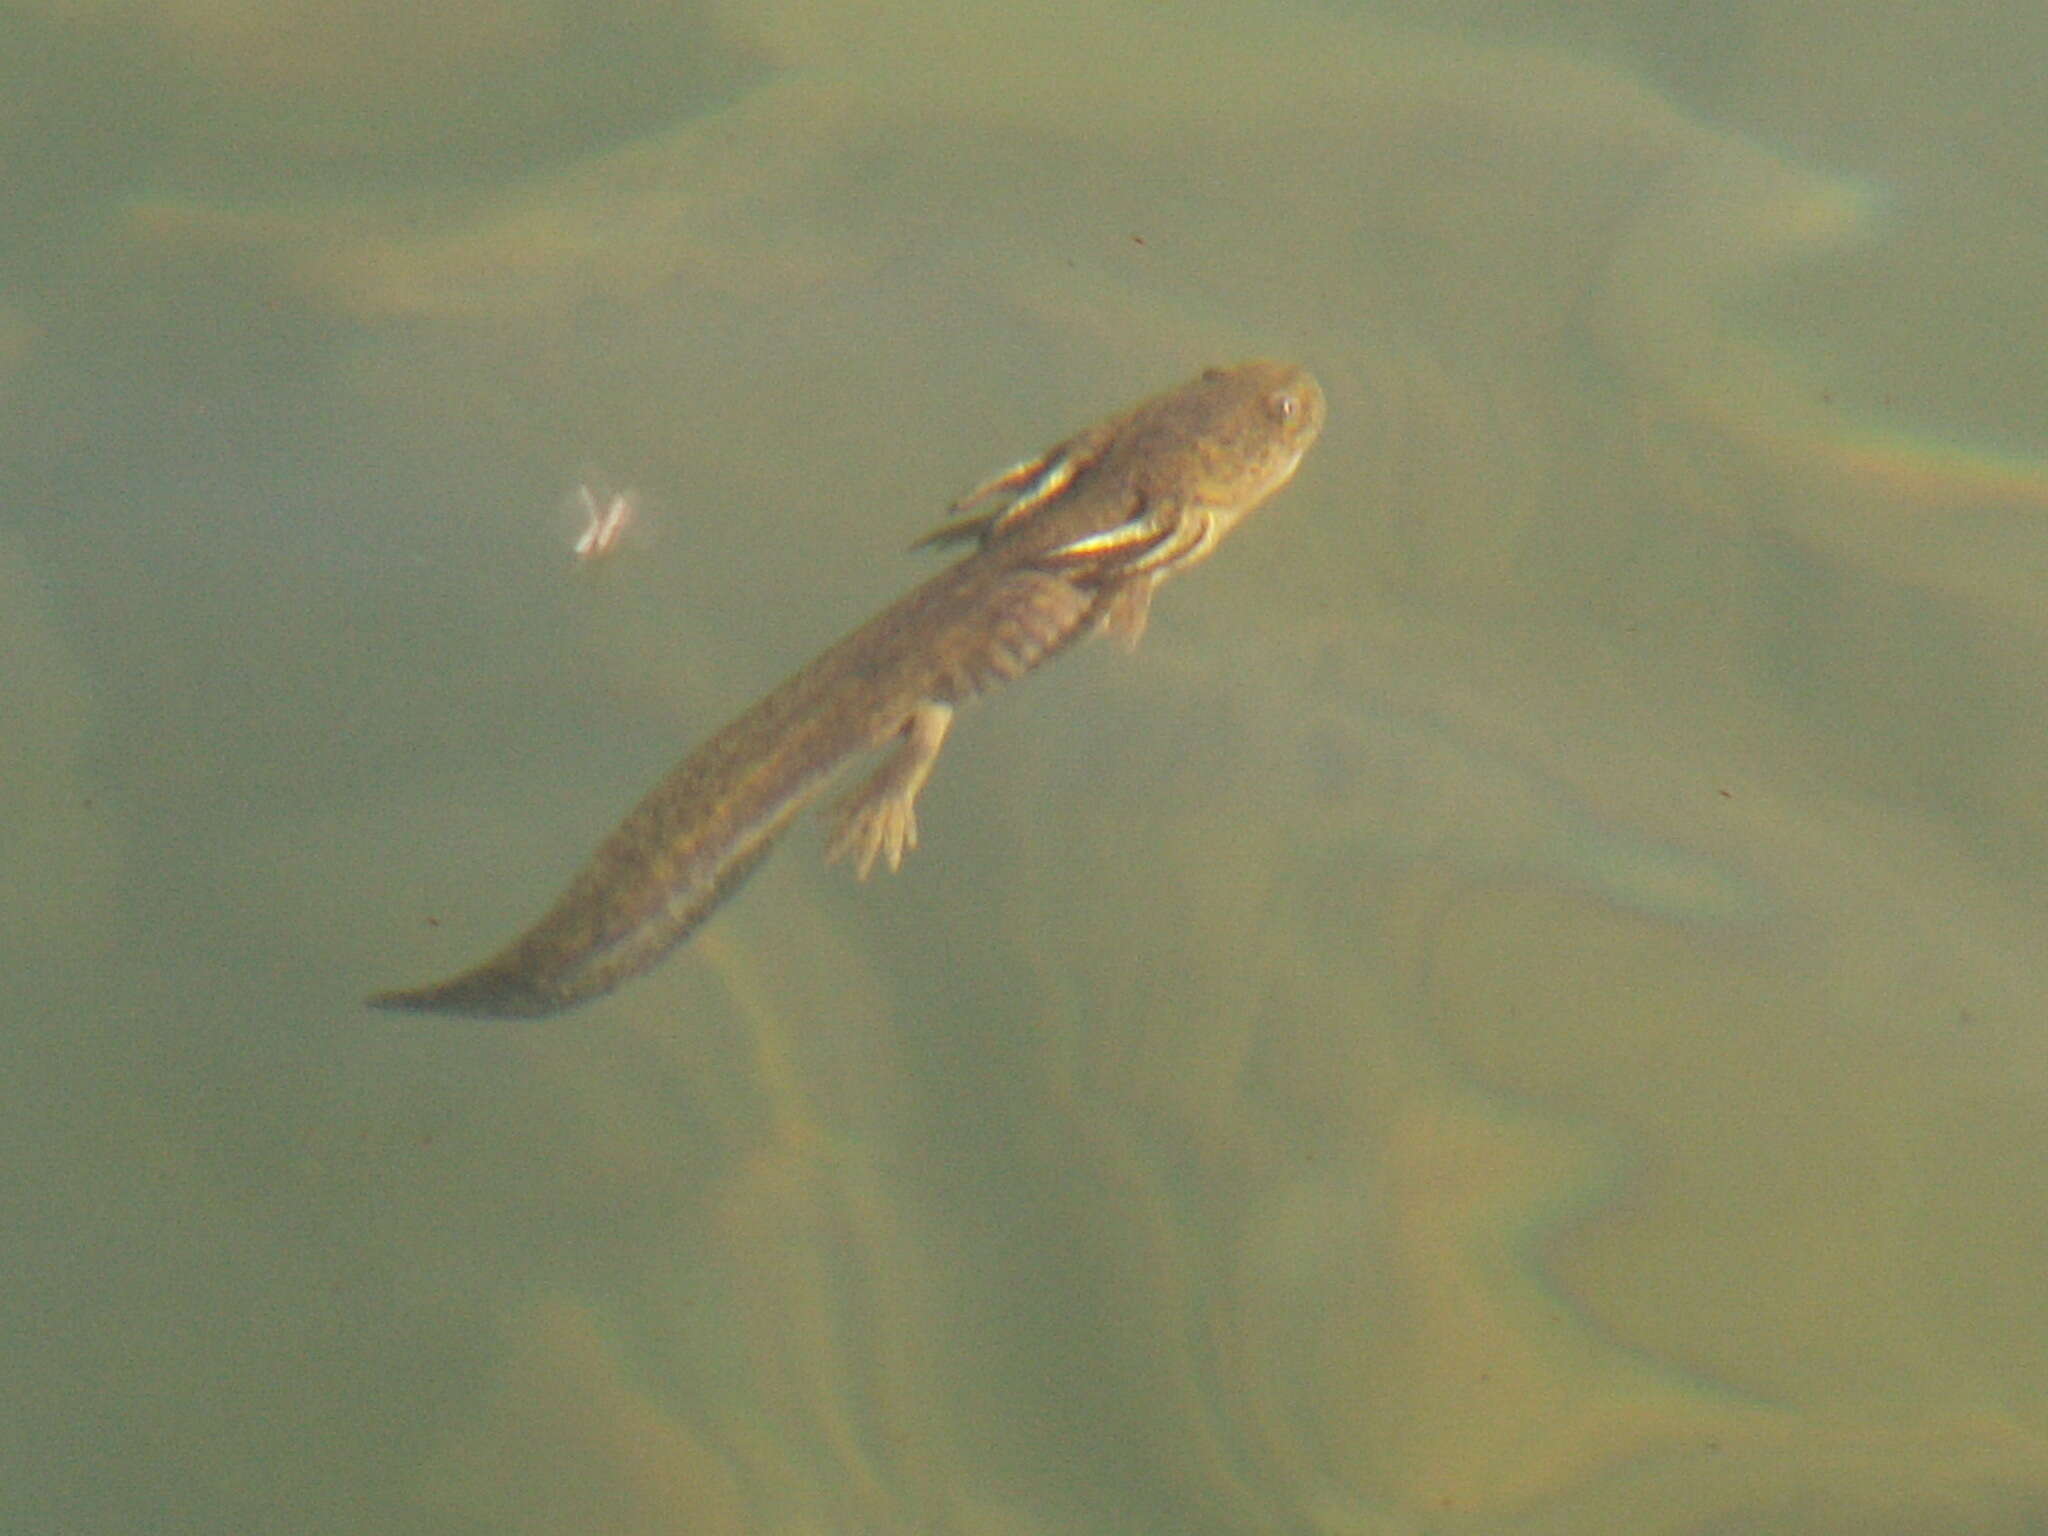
[826,701,955,880]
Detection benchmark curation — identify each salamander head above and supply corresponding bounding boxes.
[1184,359,1326,537]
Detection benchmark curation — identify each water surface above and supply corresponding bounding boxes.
[4,0,2046,1530]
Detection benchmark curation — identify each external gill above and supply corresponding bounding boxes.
[1042,501,1225,648]
[913,425,1113,549]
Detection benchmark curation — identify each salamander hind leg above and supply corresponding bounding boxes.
[826,701,955,880]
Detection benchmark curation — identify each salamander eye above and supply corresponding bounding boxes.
[1272,390,1301,420]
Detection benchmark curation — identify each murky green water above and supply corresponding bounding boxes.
[5,0,2046,1530]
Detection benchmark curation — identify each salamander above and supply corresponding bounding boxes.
[370,360,1325,1016]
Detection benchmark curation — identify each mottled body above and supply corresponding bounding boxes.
[371,361,1324,1016]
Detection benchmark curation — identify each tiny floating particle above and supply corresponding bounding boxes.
[570,480,638,561]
